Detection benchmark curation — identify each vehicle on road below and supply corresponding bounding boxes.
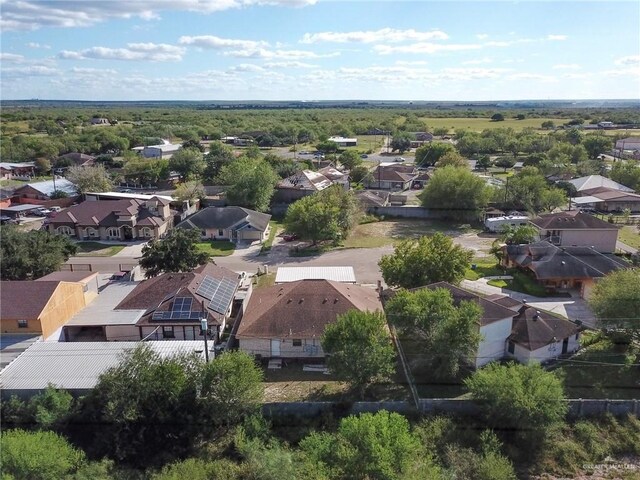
[394,157,406,162]
[360,154,369,158]
[33,208,52,217]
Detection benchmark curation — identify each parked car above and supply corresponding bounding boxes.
[49,206,62,213]
[360,154,369,158]
[394,157,406,162]
[33,208,52,217]
[282,233,299,242]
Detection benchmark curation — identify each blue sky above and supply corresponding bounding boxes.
[1,1,639,101]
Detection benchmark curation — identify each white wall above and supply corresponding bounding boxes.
[509,333,580,364]
[476,317,513,367]
[239,337,324,358]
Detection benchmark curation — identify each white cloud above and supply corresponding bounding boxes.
[614,55,640,66]
[179,35,268,50]
[71,67,118,75]
[0,0,317,31]
[0,53,26,62]
[552,64,581,70]
[507,73,556,82]
[26,42,51,49]
[225,48,338,60]
[301,28,448,44]
[59,43,185,62]
[547,34,568,41]
[395,60,428,66]
[263,61,317,68]
[463,57,492,65]
[374,42,482,55]
[1,65,60,78]
[227,63,265,73]
[476,33,489,40]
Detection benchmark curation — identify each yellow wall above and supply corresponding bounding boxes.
[1,282,86,338]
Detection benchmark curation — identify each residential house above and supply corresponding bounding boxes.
[502,241,629,298]
[56,152,96,168]
[410,132,434,148]
[236,279,383,359]
[568,175,634,194]
[529,210,619,253]
[0,281,86,340]
[274,170,335,203]
[47,197,173,241]
[318,166,349,189]
[412,283,582,366]
[114,263,246,343]
[572,187,640,213]
[328,136,357,147]
[176,206,271,243]
[365,163,417,190]
[507,305,581,364]
[0,162,35,180]
[355,190,390,211]
[141,144,181,159]
[0,341,206,399]
[615,137,640,153]
[90,117,110,126]
[12,179,79,207]
[411,171,431,189]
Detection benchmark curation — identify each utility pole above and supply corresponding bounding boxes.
[201,318,210,362]
[503,176,509,205]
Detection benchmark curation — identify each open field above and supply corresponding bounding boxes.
[75,242,125,257]
[418,117,569,133]
[195,240,235,257]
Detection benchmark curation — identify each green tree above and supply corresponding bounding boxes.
[173,180,206,203]
[583,135,612,159]
[84,344,202,465]
[476,155,492,171]
[338,149,363,170]
[35,157,51,174]
[321,311,395,398]
[588,268,640,341]
[503,167,567,213]
[139,229,209,278]
[66,164,113,193]
[610,161,640,191]
[300,411,435,480]
[1,429,86,480]
[541,120,555,129]
[385,288,482,378]
[152,458,242,480]
[284,185,362,245]
[491,113,505,122]
[435,151,468,168]
[29,384,75,429]
[349,165,372,184]
[420,166,491,218]
[169,147,205,180]
[494,157,516,172]
[379,233,473,289]
[390,135,411,153]
[316,140,339,154]
[217,157,279,212]
[200,351,264,428]
[0,228,77,280]
[123,157,169,185]
[465,363,568,441]
[203,141,235,181]
[433,127,449,137]
[499,224,538,245]
[415,142,455,166]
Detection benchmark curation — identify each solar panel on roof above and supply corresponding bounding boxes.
[209,277,236,314]
[172,297,193,312]
[196,276,219,300]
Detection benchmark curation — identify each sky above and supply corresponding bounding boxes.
[1,0,639,101]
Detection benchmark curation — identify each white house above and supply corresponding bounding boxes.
[142,144,181,159]
[328,136,357,147]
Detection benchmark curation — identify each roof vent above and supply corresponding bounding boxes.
[534,310,541,320]
[561,261,566,265]
[299,298,304,304]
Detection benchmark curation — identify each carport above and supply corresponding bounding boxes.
[0,204,40,218]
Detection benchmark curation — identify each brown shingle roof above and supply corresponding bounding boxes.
[530,211,617,230]
[115,263,240,326]
[509,306,580,351]
[49,199,167,228]
[0,281,60,319]
[35,271,98,284]
[237,280,382,338]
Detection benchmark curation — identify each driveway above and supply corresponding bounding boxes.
[113,240,148,258]
[461,279,597,328]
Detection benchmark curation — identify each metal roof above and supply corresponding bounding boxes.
[85,191,174,202]
[66,282,146,326]
[1,334,41,371]
[571,196,603,205]
[19,179,77,197]
[275,266,356,284]
[0,341,206,391]
[1,204,41,212]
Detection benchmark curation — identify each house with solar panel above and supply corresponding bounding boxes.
[113,263,249,343]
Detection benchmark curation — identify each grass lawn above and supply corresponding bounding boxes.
[619,225,640,250]
[420,117,568,133]
[551,333,640,399]
[75,242,125,257]
[487,270,549,297]
[340,219,481,249]
[195,240,235,257]
[464,259,504,281]
[254,273,275,288]
[259,220,282,255]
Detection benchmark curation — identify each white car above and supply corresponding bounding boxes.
[395,157,406,162]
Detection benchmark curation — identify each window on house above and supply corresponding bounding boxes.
[162,326,175,339]
[292,339,302,347]
[107,227,120,238]
[218,229,224,236]
[57,226,73,236]
[17,319,28,328]
[507,341,515,354]
[575,333,579,340]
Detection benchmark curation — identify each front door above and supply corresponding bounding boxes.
[562,338,569,354]
[122,225,133,240]
[270,339,281,357]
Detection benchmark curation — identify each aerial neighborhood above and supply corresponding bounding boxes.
[1,103,639,478]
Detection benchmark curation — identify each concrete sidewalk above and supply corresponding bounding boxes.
[461,279,597,329]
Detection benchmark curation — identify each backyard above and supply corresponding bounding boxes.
[619,225,640,250]
[75,242,125,257]
[195,240,235,257]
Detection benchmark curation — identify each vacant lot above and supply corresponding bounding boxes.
[342,219,493,256]
[420,117,569,133]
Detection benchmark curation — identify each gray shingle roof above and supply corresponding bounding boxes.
[177,206,270,232]
[530,211,618,230]
[509,306,580,351]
